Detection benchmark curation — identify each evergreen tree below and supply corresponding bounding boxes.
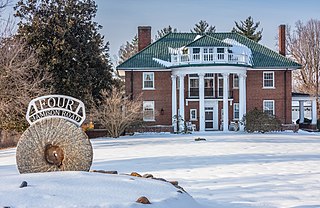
[232,16,263,42]
[118,35,138,64]
[14,0,114,107]
[191,20,215,34]
[155,25,177,40]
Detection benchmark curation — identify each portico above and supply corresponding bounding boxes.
[171,66,247,132]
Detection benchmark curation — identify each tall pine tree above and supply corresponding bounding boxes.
[232,16,263,42]
[155,25,177,40]
[118,35,138,64]
[191,20,215,34]
[14,0,114,107]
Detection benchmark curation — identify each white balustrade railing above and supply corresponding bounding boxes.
[171,53,251,66]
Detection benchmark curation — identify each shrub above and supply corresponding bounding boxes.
[296,118,312,124]
[244,108,281,133]
[317,119,320,131]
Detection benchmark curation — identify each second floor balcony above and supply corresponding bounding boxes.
[171,52,251,66]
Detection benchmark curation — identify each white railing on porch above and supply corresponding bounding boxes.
[171,53,251,66]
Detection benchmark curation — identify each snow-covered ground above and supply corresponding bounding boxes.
[1,131,320,208]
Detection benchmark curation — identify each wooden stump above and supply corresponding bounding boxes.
[16,118,93,174]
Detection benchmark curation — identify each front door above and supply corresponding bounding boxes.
[205,107,214,130]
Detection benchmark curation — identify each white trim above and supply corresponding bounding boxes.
[218,74,223,98]
[263,71,274,88]
[171,66,247,76]
[190,109,197,121]
[233,103,239,120]
[143,101,155,121]
[263,100,275,116]
[233,74,239,89]
[143,72,155,90]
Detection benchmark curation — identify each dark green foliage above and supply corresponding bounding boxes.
[232,16,263,42]
[191,20,215,34]
[317,119,320,131]
[295,117,312,124]
[14,0,114,107]
[244,108,281,133]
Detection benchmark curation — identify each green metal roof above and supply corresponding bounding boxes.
[185,35,231,47]
[117,32,301,70]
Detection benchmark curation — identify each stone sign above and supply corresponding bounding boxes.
[26,95,86,127]
[16,95,92,174]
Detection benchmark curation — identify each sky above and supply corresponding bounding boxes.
[93,0,320,63]
[3,0,320,65]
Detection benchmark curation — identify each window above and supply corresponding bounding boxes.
[233,74,239,89]
[218,74,223,97]
[190,109,197,121]
[143,101,155,121]
[143,72,154,89]
[233,103,239,120]
[217,48,225,60]
[203,47,214,61]
[192,48,200,60]
[263,72,274,88]
[189,74,199,97]
[263,100,275,116]
[205,73,215,97]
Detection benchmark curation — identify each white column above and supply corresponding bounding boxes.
[311,99,317,125]
[198,73,205,131]
[239,73,245,131]
[179,74,185,131]
[171,75,177,132]
[299,101,305,124]
[223,73,229,132]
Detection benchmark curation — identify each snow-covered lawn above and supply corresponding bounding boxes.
[1,131,320,208]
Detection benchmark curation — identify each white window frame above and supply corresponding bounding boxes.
[143,72,155,90]
[188,74,199,98]
[143,101,155,121]
[263,100,275,116]
[233,103,239,120]
[263,71,275,89]
[218,74,223,97]
[190,109,197,121]
[233,74,239,89]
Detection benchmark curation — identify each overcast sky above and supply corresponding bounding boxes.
[4,0,320,65]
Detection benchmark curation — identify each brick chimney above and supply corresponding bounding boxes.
[138,26,151,52]
[279,25,286,56]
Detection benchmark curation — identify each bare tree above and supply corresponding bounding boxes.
[0,37,52,131]
[92,89,142,138]
[287,19,320,116]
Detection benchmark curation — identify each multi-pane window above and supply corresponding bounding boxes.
[263,72,274,88]
[233,74,239,89]
[218,74,223,97]
[203,48,214,61]
[143,101,155,121]
[192,48,200,60]
[217,48,225,60]
[233,103,239,120]
[143,72,154,89]
[189,74,199,97]
[190,109,197,121]
[263,100,275,116]
[205,73,215,97]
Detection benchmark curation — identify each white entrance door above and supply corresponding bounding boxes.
[205,107,214,130]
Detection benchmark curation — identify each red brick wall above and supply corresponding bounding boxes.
[125,70,293,129]
[246,70,292,124]
[125,71,172,126]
